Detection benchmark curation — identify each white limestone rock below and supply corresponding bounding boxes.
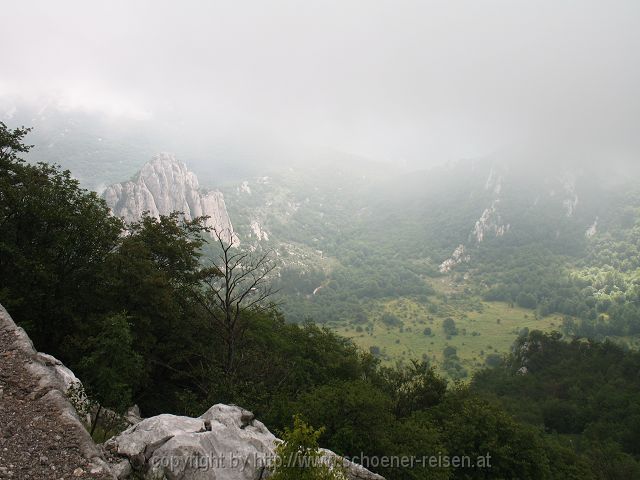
[103,153,239,244]
[484,167,503,195]
[105,414,206,458]
[439,244,470,273]
[36,352,83,393]
[238,180,252,195]
[105,404,384,480]
[472,201,509,243]
[0,304,115,478]
[250,220,270,241]
[561,175,579,217]
[125,405,143,425]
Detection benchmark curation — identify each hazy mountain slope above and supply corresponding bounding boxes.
[4,100,639,369]
[222,155,640,374]
[2,98,161,190]
[1,98,294,190]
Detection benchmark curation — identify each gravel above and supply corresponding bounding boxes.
[0,327,112,479]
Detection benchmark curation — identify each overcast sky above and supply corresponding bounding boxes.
[1,0,639,167]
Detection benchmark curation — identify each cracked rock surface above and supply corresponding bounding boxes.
[105,404,384,480]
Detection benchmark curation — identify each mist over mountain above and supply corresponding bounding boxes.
[0,96,302,189]
[2,2,640,479]
[3,0,639,172]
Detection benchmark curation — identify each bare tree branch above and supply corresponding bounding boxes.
[199,229,279,375]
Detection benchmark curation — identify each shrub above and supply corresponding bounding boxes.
[381,313,403,328]
[485,353,502,368]
[443,346,457,359]
[442,318,458,336]
[271,415,346,480]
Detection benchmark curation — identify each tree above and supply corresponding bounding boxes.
[101,213,215,414]
[384,414,449,480]
[381,312,402,328]
[270,415,346,480]
[78,313,143,437]
[294,380,395,459]
[516,292,538,309]
[484,353,502,368]
[0,121,31,164]
[380,360,448,417]
[430,388,553,479]
[0,122,122,351]
[442,318,458,336]
[197,229,278,375]
[443,346,457,359]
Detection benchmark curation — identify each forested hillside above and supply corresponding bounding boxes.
[219,156,640,377]
[473,331,640,476]
[3,123,640,478]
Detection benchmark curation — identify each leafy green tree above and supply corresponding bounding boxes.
[382,414,449,480]
[540,435,595,480]
[379,360,447,417]
[270,415,346,480]
[430,388,553,479]
[583,441,640,480]
[100,213,215,414]
[295,380,395,459]
[473,331,640,475]
[516,292,538,309]
[442,318,458,336]
[381,312,403,328]
[443,346,457,359]
[484,353,502,368]
[77,313,143,435]
[0,122,122,351]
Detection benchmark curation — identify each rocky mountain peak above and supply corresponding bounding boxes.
[103,153,238,244]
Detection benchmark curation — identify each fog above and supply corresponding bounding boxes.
[1,0,639,169]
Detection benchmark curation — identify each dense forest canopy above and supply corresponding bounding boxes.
[2,123,640,478]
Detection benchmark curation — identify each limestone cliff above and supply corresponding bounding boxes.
[439,244,469,273]
[103,153,238,244]
[471,200,510,243]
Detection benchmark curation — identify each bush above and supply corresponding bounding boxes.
[516,292,538,309]
[381,313,403,328]
[485,353,502,368]
[271,415,346,480]
[443,346,457,359]
[442,318,458,336]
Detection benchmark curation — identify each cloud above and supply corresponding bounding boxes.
[2,0,639,166]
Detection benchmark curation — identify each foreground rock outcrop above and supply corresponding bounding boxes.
[103,153,238,244]
[0,303,383,480]
[104,404,384,480]
[0,304,114,479]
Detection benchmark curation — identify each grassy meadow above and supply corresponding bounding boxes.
[331,278,565,378]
